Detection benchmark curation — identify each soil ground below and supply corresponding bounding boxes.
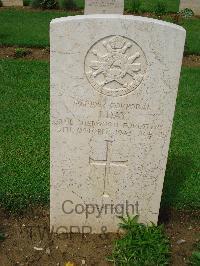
[0,208,199,266]
[0,46,200,67]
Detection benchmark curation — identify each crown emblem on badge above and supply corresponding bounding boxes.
[108,36,126,50]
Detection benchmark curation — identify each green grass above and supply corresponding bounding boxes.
[0,59,49,211]
[181,18,200,55]
[0,9,75,47]
[125,0,179,13]
[165,16,200,55]
[108,215,170,265]
[0,60,199,212]
[161,67,200,210]
[0,8,199,55]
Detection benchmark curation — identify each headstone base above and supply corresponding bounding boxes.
[2,0,23,6]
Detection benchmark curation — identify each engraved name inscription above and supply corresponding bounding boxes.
[87,0,121,8]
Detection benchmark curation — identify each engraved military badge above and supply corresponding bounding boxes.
[85,35,147,97]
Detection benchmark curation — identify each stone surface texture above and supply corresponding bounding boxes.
[2,0,23,6]
[180,0,200,15]
[50,15,185,233]
[84,0,124,14]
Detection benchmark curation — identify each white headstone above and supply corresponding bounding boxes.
[84,0,124,14]
[2,0,23,6]
[50,15,185,234]
[180,0,200,15]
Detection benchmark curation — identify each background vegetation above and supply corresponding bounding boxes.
[0,8,199,55]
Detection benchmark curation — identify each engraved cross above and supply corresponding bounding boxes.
[89,140,128,196]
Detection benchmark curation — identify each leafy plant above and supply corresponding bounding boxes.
[180,8,194,19]
[0,232,5,241]
[40,0,57,9]
[30,0,41,8]
[189,241,200,265]
[31,0,57,9]
[190,252,200,265]
[154,0,167,16]
[128,0,141,13]
[23,0,30,6]
[58,0,76,10]
[14,48,31,58]
[108,215,170,266]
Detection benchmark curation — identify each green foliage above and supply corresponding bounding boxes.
[23,0,30,6]
[189,252,200,265]
[56,0,180,12]
[108,215,170,266]
[127,0,141,13]
[154,0,167,16]
[30,0,41,8]
[189,241,200,265]
[58,0,76,9]
[40,0,57,9]
[14,48,31,58]
[180,8,194,19]
[31,0,57,9]
[0,232,5,241]
[0,9,199,55]
[124,0,179,13]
